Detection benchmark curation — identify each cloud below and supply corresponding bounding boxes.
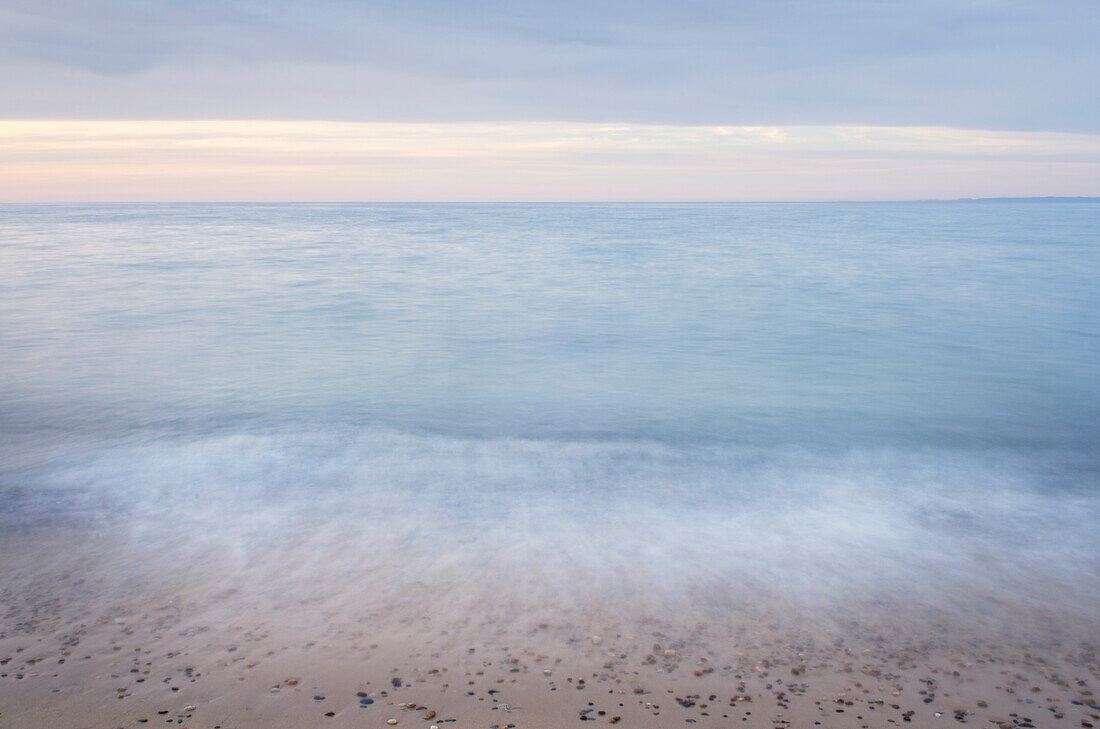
[1,120,1097,201]
[0,1,1097,131]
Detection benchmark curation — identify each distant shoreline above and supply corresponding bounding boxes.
[945,196,1100,202]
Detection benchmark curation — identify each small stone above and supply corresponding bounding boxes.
[387,719,398,725]
[591,636,602,645]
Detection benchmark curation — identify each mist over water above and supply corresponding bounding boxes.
[2,202,1098,636]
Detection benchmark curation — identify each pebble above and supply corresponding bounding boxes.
[591,636,602,645]
[387,719,398,725]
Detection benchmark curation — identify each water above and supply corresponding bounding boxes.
[1,202,1098,619]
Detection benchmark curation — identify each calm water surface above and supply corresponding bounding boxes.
[3,202,1097,445]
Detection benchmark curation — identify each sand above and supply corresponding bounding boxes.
[2,518,1098,729]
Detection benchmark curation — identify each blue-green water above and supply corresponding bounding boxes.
[2,202,1098,611]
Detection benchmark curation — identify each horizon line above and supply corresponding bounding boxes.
[3,197,1099,205]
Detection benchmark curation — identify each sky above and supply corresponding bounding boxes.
[1,0,1098,200]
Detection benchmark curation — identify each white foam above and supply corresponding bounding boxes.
[10,426,1095,625]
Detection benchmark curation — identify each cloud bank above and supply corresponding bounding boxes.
[1,1,1098,132]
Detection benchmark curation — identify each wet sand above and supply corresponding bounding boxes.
[2,522,1097,729]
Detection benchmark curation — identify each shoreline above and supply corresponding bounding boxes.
[2,526,1097,729]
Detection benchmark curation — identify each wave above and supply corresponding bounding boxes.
[4,426,1097,628]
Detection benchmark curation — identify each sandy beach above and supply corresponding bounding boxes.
[3,517,1097,729]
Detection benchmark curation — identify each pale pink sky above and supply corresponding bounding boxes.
[2,121,1098,202]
